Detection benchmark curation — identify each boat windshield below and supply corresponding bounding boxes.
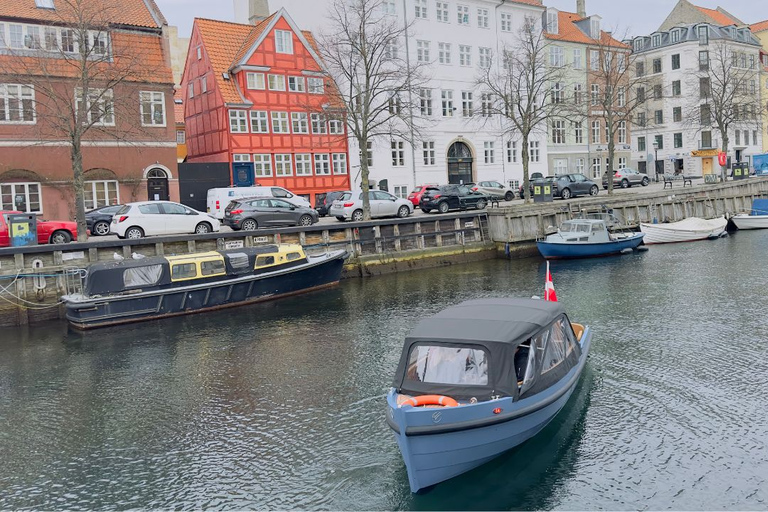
[559,222,591,233]
[405,345,489,386]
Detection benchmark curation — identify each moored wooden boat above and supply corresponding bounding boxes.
[639,216,727,244]
[537,218,644,259]
[63,244,347,329]
[386,298,591,493]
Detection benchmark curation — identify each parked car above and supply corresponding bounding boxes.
[550,174,600,199]
[111,201,220,239]
[329,190,413,222]
[419,185,489,213]
[406,184,439,207]
[224,197,319,230]
[602,168,650,189]
[86,204,123,236]
[518,172,546,199]
[206,186,310,219]
[0,210,77,246]
[473,181,516,201]
[314,191,346,217]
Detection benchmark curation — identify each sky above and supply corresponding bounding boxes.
[156,0,768,40]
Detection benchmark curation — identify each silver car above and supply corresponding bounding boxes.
[473,180,516,201]
[330,190,413,222]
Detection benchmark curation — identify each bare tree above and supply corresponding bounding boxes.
[477,17,572,203]
[684,40,763,182]
[316,0,423,220]
[0,0,169,240]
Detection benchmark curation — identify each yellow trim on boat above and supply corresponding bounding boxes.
[254,244,306,269]
[167,251,226,282]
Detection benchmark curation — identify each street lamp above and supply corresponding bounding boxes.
[652,139,660,182]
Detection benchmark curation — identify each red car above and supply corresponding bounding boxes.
[407,184,439,207]
[0,210,78,247]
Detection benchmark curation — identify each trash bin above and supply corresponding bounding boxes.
[533,179,553,203]
[8,213,38,247]
[732,162,749,180]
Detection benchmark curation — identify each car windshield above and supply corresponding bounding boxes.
[412,187,423,193]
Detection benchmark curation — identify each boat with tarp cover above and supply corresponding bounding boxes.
[63,244,347,329]
[386,298,592,493]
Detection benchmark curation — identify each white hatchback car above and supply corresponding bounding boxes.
[329,190,413,222]
[111,201,221,239]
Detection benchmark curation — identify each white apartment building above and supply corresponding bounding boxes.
[240,0,549,197]
[629,23,763,177]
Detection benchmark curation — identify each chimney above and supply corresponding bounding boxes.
[577,0,586,18]
[249,0,270,24]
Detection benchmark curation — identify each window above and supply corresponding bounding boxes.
[591,121,600,144]
[550,46,564,67]
[636,61,645,77]
[461,91,473,116]
[199,76,208,94]
[268,74,286,91]
[275,30,293,54]
[673,132,682,148]
[500,13,512,32]
[176,130,185,144]
[741,53,747,69]
[394,185,408,199]
[652,34,661,47]
[288,76,305,92]
[362,141,374,167]
[415,0,427,18]
[332,153,347,174]
[573,84,583,105]
[76,88,114,126]
[311,113,327,134]
[591,84,600,106]
[484,141,494,163]
[232,154,250,162]
[171,263,197,281]
[672,80,681,97]
[441,90,453,117]
[638,137,646,152]
[480,93,492,117]
[0,84,35,123]
[618,87,626,107]
[1,182,41,213]
[391,141,405,166]
[618,53,626,72]
[253,154,272,176]
[417,40,430,63]
[591,158,601,178]
[459,45,471,66]
[35,0,55,7]
[187,82,194,99]
[652,58,661,74]
[654,110,663,124]
[654,134,663,149]
[636,86,645,103]
[91,31,107,55]
[479,47,491,69]
[574,122,583,144]
[672,54,680,70]
[274,154,292,176]
[139,91,165,126]
[388,94,401,114]
[753,130,758,146]
[653,84,662,100]
[550,82,563,104]
[636,112,646,127]
[507,140,517,163]
[457,5,469,25]
[381,0,395,14]
[735,130,740,146]
[701,131,712,148]
[573,48,582,69]
[196,45,202,60]
[634,39,644,52]
[700,77,710,99]
[291,112,308,133]
[617,157,627,170]
[673,106,682,123]
[385,38,398,59]
[287,154,309,176]
[618,121,627,144]
[307,77,324,94]
[591,18,600,38]
[436,1,449,22]
[698,26,708,45]
[750,54,755,70]
[328,119,344,134]
[590,50,599,71]
[250,111,268,133]
[423,141,435,165]
[406,345,488,385]
[419,88,432,116]
[700,104,711,125]
[201,260,226,277]
[547,10,558,33]
[529,140,540,162]
[23,25,40,49]
[438,42,451,64]
[477,8,489,28]
[552,120,565,144]
[271,111,289,133]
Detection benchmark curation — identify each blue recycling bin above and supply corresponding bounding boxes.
[8,213,38,247]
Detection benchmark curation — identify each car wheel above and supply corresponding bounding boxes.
[641,177,650,186]
[93,221,110,236]
[504,191,514,202]
[195,222,212,234]
[397,205,410,218]
[50,230,72,244]
[352,209,364,222]
[621,179,630,189]
[336,216,346,222]
[421,208,431,214]
[299,214,314,226]
[476,199,487,210]
[560,188,572,200]
[241,219,258,231]
[125,227,144,239]
[590,185,599,196]
[438,201,450,213]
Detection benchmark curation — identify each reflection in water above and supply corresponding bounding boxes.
[1,232,768,509]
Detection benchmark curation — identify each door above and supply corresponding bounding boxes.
[457,186,475,208]
[160,202,196,234]
[373,191,398,217]
[702,158,713,175]
[269,199,296,226]
[147,176,169,201]
[245,198,274,226]
[136,203,164,235]
[447,162,473,185]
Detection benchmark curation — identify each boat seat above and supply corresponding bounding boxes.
[571,323,584,341]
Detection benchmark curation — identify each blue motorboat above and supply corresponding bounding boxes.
[386,298,592,493]
[537,218,644,259]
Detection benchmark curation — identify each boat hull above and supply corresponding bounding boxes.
[731,214,768,230]
[640,217,727,244]
[64,251,347,329]
[537,233,644,259]
[387,328,592,493]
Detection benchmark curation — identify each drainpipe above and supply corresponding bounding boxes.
[495,0,507,185]
[403,0,417,189]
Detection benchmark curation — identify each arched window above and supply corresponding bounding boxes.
[146,168,168,179]
[447,141,472,159]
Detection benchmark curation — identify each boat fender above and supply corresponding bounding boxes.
[403,395,459,408]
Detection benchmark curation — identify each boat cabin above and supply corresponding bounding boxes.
[391,298,583,403]
[554,219,611,243]
[81,244,308,297]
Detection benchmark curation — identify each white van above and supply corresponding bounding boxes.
[206,186,311,219]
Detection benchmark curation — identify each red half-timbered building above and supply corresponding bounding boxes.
[182,10,350,204]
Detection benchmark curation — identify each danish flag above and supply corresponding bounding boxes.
[544,261,558,302]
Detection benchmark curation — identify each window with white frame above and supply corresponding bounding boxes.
[268,74,286,91]
[457,5,469,25]
[0,182,42,213]
[550,82,564,104]
[196,45,202,60]
[249,111,268,133]
[253,154,272,176]
[363,141,374,167]
[391,140,405,166]
[441,90,453,116]
[591,158,601,178]
[618,121,627,144]
[573,83,583,104]
[140,91,165,126]
[591,120,600,143]
[436,1,449,22]
[76,88,114,126]
[552,120,565,144]
[591,84,600,105]
[547,10,558,33]
[550,46,564,67]
[417,40,430,62]
[618,86,626,107]
[274,154,293,176]
[200,76,207,94]
[233,154,250,162]
[394,185,408,198]
[590,50,599,70]
[480,92,492,117]
[288,76,305,92]
[176,130,185,144]
[438,42,451,64]
[83,180,119,209]
[329,119,344,134]
[385,38,398,59]
[574,122,583,144]
[295,154,312,175]
[229,109,248,133]
[459,45,471,66]
[507,140,517,163]
[477,8,489,28]
[415,0,427,19]
[314,154,331,175]
[529,140,540,162]
[91,31,107,55]
[388,94,401,114]
[311,113,327,134]
[500,12,512,32]
[576,158,585,174]
[332,153,347,174]
[187,82,194,99]
[419,88,433,116]
[484,141,494,163]
[591,18,600,38]
[423,141,435,165]
[307,77,324,94]
[291,112,308,133]
[271,112,289,133]
[479,47,491,68]
[275,30,293,54]
[461,91,473,116]
[8,24,23,49]
[554,159,567,175]
[0,84,35,123]
[618,157,627,169]
[381,0,396,14]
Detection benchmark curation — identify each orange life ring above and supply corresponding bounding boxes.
[403,395,459,407]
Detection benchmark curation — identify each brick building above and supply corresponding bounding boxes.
[181,10,350,204]
[0,0,177,220]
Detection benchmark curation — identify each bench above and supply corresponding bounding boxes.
[663,174,692,189]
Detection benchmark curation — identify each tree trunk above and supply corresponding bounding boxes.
[521,132,531,204]
[720,137,729,183]
[607,136,615,195]
[359,137,372,220]
[70,139,88,242]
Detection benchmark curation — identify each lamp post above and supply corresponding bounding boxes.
[652,140,659,182]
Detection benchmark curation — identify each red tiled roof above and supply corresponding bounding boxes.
[0,0,164,29]
[545,11,628,48]
[696,6,737,26]
[751,20,768,33]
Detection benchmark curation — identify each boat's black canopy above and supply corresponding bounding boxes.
[392,298,570,400]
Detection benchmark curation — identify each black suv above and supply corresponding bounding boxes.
[314,190,345,217]
[419,185,489,213]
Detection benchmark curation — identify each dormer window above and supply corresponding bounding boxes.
[590,17,601,39]
[35,0,54,8]
[670,29,681,43]
[634,39,644,51]
[698,25,708,45]
[546,9,558,34]
[652,34,661,47]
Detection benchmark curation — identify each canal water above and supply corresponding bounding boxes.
[1,231,767,510]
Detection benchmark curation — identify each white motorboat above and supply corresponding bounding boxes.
[731,199,768,230]
[639,216,727,244]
